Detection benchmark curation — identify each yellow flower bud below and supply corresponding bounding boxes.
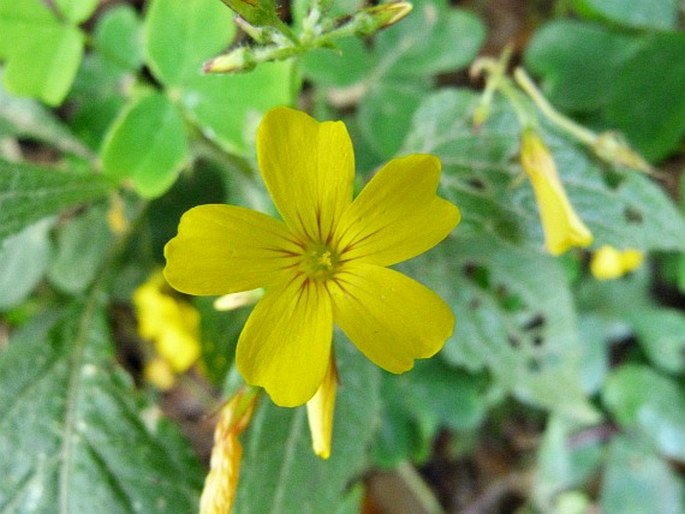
[520,129,593,255]
[306,356,337,459]
[590,245,644,280]
[359,1,412,32]
[200,388,259,514]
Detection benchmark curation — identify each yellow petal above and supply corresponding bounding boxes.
[164,204,300,296]
[336,154,460,266]
[306,355,337,459]
[257,107,354,242]
[329,263,454,373]
[236,276,333,407]
[520,130,592,255]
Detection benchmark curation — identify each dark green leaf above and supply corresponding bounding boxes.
[0,159,112,244]
[524,20,640,112]
[605,32,685,160]
[0,304,204,512]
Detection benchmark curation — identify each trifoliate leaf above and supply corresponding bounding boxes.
[0,0,85,105]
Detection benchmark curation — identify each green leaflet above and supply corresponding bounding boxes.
[0,0,97,105]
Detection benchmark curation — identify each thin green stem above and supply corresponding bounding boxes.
[514,67,597,145]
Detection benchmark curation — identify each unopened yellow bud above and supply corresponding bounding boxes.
[520,129,593,255]
[355,2,412,36]
[590,245,644,280]
[200,388,259,514]
[203,47,256,74]
[306,356,337,459]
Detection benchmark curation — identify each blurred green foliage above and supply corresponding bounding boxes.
[0,0,684,512]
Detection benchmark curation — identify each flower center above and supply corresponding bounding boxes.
[302,242,340,281]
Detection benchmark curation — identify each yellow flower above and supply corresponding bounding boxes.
[520,129,593,255]
[164,107,460,407]
[133,271,201,376]
[590,245,644,280]
[306,355,337,459]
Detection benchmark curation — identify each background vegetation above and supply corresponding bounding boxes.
[1,0,684,512]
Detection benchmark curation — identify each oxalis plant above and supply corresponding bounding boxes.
[1,0,685,513]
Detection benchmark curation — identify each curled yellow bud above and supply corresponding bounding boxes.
[306,356,337,460]
[200,388,259,514]
[590,245,643,280]
[363,1,412,30]
[520,129,593,255]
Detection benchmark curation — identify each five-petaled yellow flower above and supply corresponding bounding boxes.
[164,107,461,407]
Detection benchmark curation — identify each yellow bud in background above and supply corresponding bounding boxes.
[590,245,644,280]
[360,1,412,31]
[200,388,259,514]
[306,356,338,460]
[106,193,128,235]
[520,129,593,255]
